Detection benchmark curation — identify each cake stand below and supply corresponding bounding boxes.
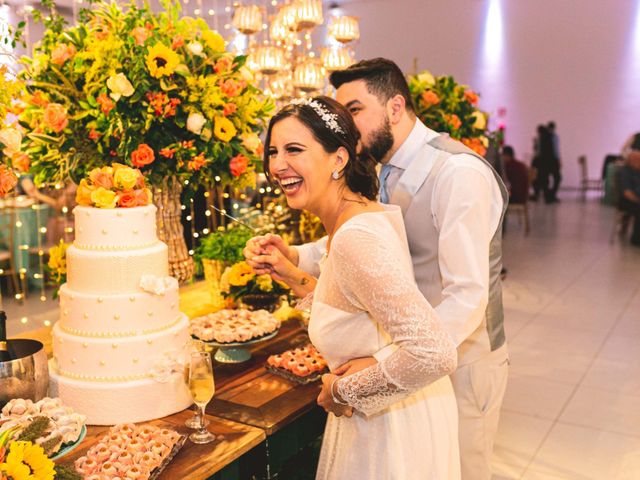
[198,329,280,363]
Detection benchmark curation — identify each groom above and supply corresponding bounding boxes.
[246,58,509,479]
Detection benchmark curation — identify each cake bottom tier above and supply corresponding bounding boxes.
[49,365,193,425]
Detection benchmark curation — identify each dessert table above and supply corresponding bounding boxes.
[16,281,327,479]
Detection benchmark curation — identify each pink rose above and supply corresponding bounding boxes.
[43,103,69,133]
[133,188,152,206]
[131,27,150,46]
[89,168,114,190]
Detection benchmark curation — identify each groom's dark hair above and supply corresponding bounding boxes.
[329,58,415,113]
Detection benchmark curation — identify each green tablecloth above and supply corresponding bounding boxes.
[0,203,51,291]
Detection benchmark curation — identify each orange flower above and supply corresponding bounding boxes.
[131,144,155,168]
[214,56,233,74]
[95,30,109,40]
[220,79,246,98]
[12,152,30,173]
[89,167,114,189]
[420,90,440,108]
[445,114,462,130]
[171,35,184,49]
[188,153,207,171]
[229,154,249,177]
[118,190,138,208]
[43,103,68,133]
[29,90,49,107]
[159,147,176,158]
[133,188,152,205]
[97,93,115,116]
[131,26,150,46]
[464,89,479,105]
[0,164,18,197]
[89,129,101,140]
[51,43,76,65]
[181,140,194,149]
[461,137,487,157]
[222,103,237,117]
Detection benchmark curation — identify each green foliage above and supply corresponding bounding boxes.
[194,226,253,266]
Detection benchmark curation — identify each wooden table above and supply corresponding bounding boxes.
[15,281,326,479]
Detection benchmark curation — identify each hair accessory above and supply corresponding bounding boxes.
[290,98,346,135]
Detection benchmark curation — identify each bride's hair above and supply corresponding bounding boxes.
[263,95,379,201]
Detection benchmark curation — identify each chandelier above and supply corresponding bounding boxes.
[232,0,360,102]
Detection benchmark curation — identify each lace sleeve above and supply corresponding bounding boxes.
[331,226,457,416]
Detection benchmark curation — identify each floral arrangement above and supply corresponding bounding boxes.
[74,163,151,209]
[407,70,489,156]
[220,261,289,301]
[0,421,80,480]
[194,226,253,267]
[14,0,274,189]
[0,65,25,198]
[47,239,69,297]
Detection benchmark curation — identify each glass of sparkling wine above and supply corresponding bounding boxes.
[188,351,216,444]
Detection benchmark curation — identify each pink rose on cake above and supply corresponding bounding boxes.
[75,163,151,208]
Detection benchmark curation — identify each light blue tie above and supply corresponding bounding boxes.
[379,163,393,203]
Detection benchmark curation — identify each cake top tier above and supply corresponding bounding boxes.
[73,205,158,250]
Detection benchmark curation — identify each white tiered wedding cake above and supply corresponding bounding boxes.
[49,204,192,425]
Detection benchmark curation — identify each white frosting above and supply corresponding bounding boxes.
[66,243,168,294]
[73,205,158,249]
[58,284,179,335]
[52,315,190,379]
[49,365,192,426]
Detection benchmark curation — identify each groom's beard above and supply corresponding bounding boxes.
[366,115,394,163]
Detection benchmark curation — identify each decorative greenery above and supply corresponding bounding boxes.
[14,0,274,189]
[407,70,489,156]
[194,226,253,267]
[220,261,289,301]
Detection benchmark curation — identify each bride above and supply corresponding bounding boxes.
[245,96,461,479]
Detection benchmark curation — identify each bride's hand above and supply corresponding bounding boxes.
[318,374,353,418]
[333,357,378,377]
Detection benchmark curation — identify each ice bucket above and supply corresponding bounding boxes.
[0,339,49,409]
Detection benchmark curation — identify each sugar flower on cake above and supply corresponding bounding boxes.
[75,163,150,208]
[139,274,179,296]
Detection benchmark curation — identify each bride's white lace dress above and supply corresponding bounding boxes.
[309,206,461,479]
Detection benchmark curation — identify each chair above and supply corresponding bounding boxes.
[578,155,603,201]
[505,162,531,235]
[0,207,26,302]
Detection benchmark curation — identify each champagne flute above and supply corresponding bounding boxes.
[185,341,210,428]
[188,351,216,444]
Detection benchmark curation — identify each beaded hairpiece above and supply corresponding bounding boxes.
[289,98,346,135]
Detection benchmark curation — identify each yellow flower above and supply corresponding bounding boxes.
[202,30,225,53]
[47,240,68,277]
[0,441,55,480]
[213,116,237,142]
[75,178,96,206]
[90,187,118,209]
[227,261,255,287]
[471,111,487,130]
[256,274,273,292]
[220,267,231,293]
[146,43,181,78]
[113,167,138,190]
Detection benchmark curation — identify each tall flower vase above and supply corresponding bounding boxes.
[202,258,226,311]
[153,177,195,283]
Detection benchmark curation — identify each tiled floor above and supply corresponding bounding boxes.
[493,194,640,480]
[2,194,639,479]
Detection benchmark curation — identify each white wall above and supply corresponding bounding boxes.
[343,0,640,187]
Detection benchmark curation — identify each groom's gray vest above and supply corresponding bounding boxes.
[390,133,508,365]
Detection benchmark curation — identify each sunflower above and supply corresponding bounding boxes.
[0,441,55,480]
[227,261,255,287]
[146,43,181,78]
[213,116,237,142]
[201,30,225,53]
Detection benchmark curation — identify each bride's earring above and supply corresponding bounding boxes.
[332,169,340,180]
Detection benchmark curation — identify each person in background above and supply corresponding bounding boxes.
[546,121,562,203]
[617,132,640,247]
[502,145,529,205]
[530,124,546,201]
